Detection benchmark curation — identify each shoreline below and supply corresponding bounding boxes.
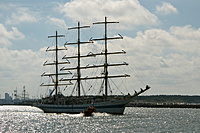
[127,102,200,109]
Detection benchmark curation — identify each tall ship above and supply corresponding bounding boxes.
[34,17,150,114]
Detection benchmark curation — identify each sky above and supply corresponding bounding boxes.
[0,0,200,98]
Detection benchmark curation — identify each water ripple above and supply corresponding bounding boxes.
[0,106,200,132]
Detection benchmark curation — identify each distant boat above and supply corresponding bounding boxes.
[33,17,150,114]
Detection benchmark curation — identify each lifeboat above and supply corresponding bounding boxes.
[83,107,96,116]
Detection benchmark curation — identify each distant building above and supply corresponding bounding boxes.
[0,93,13,105]
[5,93,12,101]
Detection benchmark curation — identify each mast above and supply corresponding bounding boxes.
[66,22,91,97]
[104,17,108,96]
[22,86,29,100]
[47,31,65,95]
[92,17,123,96]
[60,18,130,96]
[77,22,81,97]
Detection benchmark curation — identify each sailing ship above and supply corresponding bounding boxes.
[33,17,150,114]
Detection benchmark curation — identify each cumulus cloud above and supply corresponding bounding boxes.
[156,2,178,15]
[0,23,25,46]
[123,26,200,94]
[1,24,200,96]
[0,48,44,96]
[47,17,68,29]
[50,25,200,95]
[6,8,38,25]
[59,0,158,29]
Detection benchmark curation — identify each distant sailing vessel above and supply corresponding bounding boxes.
[33,17,150,114]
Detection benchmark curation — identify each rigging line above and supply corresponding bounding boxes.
[85,68,95,89]
[128,62,146,87]
[120,52,145,88]
[109,37,146,87]
[82,53,104,93]
[63,85,67,91]
[70,54,77,67]
[80,81,86,96]
[91,24,104,39]
[90,55,103,95]
[91,80,96,94]
[123,77,130,94]
[37,76,44,98]
[45,77,52,96]
[126,66,141,89]
[88,24,93,39]
[85,80,92,91]
[66,29,77,42]
[125,53,146,86]
[119,78,125,92]
[81,29,91,42]
[107,80,113,95]
[131,78,141,90]
[110,78,123,95]
[87,78,96,94]
[112,79,120,94]
[87,53,102,88]
[131,61,146,85]
[99,79,105,95]
[71,81,77,96]
[128,59,145,87]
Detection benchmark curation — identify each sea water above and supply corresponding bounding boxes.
[0,106,199,132]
